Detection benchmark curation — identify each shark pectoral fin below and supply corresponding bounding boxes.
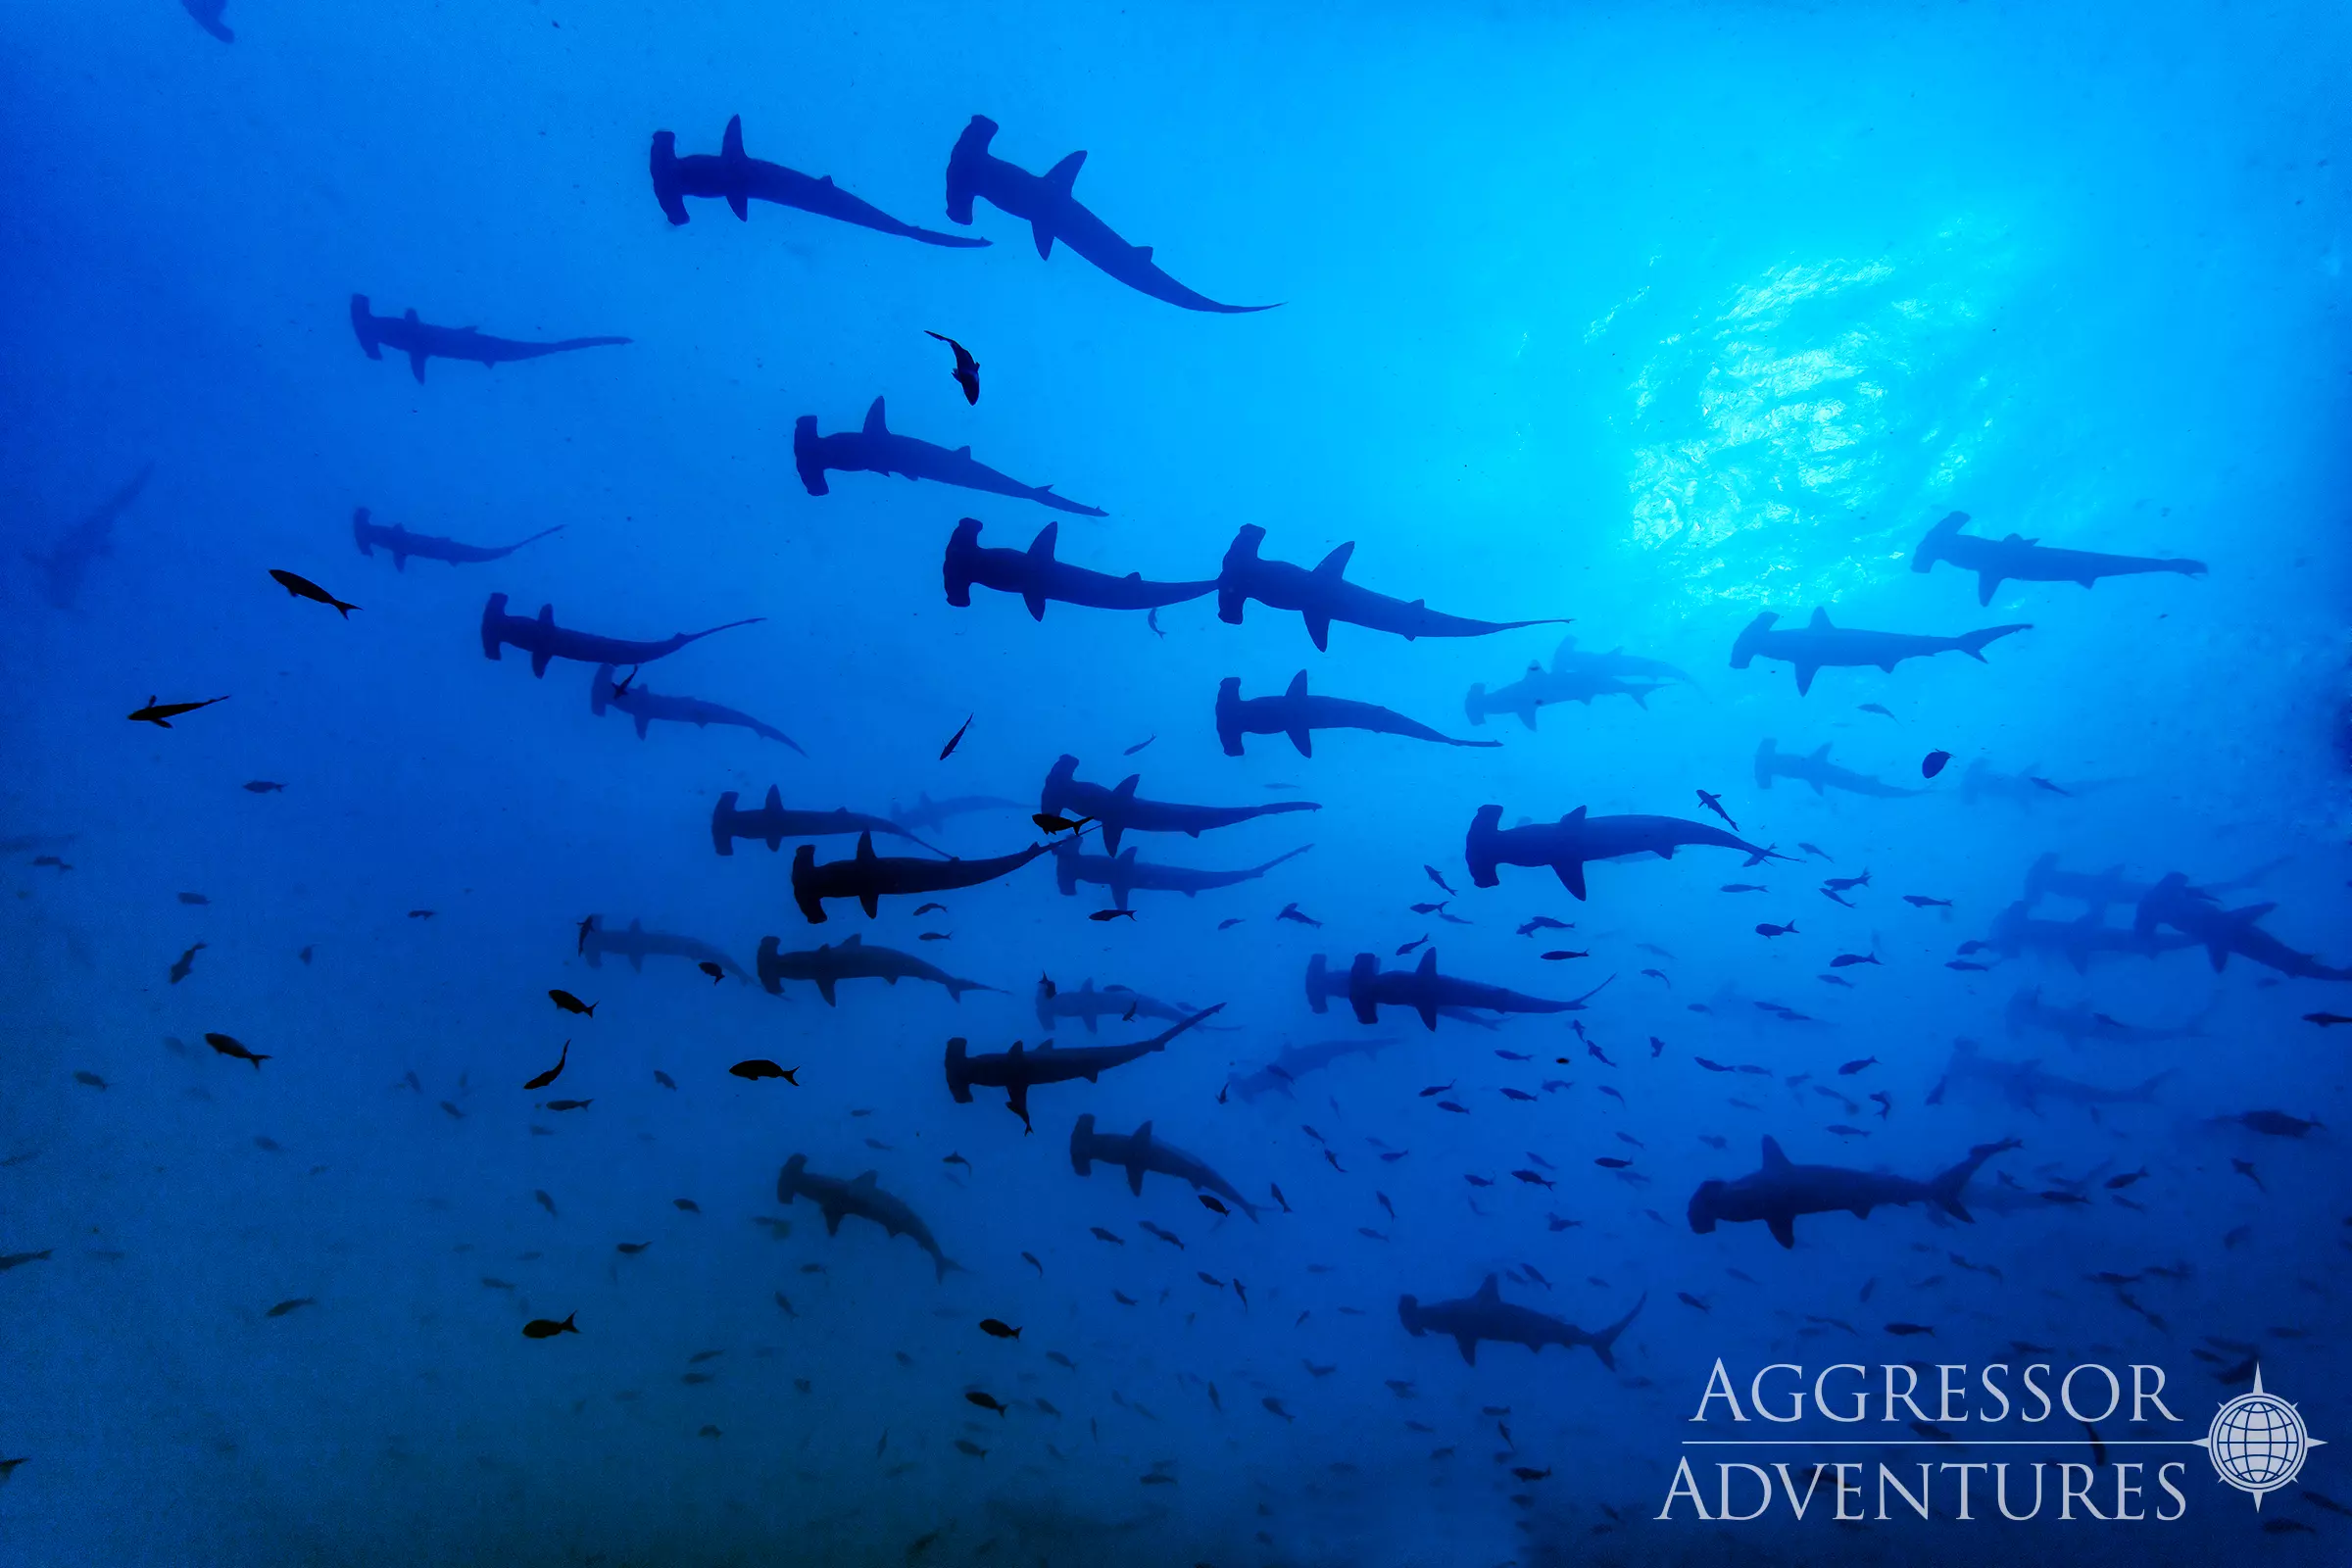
[1768,1215,1796,1249]
[1793,664,1818,696]
[1978,574,2000,607]
[823,1207,845,1237]
[815,977,837,1005]
[1031,220,1055,260]
[1305,614,1331,651]
[633,714,651,738]
[1045,148,1087,194]
[726,191,748,220]
[1023,591,1046,620]
[1455,1335,1479,1365]
[408,350,429,382]
[859,894,879,917]
[1416,1003,1438,1031]
[393,553,408,571]
[531,651,552,678]
[1555,861,1588,901]
[1125,1160,1146,1197]
[1287,726,1311,758]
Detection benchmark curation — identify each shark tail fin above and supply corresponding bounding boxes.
[1588,1293,1646,1371]
[1931,1137,2022,1221]
[1958,624,2032,662]
[1913,511,1968,573]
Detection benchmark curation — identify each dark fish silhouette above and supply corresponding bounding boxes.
[522,1313,579,1339]
[944,519,1214,621]
[1731,608,2031,696]
[268,569,358,617]
[589,663,801,751]
[523,1042,568,1091]
[204,1032,269,1069]
[1913,511,2206,604]
[480,594,761,678]
[353,508,563,571]
[650,116,988,246]
[169,943,205,984]
[926,331,981,404]
[242,780,285,794]
[1217,526,1566,652]
[351,296,628,383]
[265,1298,316,1318]
[1921,750,1952,779]
[729,1059,799,1083]
[128,695,228,728]
[796,397,1103,515]
[24,463,151,609]
[548,990,596,1017]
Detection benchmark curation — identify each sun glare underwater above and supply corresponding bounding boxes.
[3,1,2351,1565]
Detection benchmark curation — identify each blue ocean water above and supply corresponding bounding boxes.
[3,1,2349,1563]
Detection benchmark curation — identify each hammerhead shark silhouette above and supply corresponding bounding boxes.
[651,116,989,247]
[351,296,628,383]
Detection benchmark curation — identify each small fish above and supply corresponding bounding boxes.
[1262,1396,1296,1422]
[31,856,71,871]
[1032,812,1090,835]
[730,1059,798,1083]
[575,914,597,954]
[1124,735,1155,756]
[1088,907,1138,923]
[1838,1057,1878,1075]
[177,891,210,906]
[1678,1293,1710,1312]
[522,1313,579,1339]
[1422,864,1459,900]
[127,695,229,728]
[939,714,974,760]
[1798,843,1833,861]
[1396,935,1429,956]
[1511,1169,1554,1190]
[1946,960,1990,972]
[1199,1195,1229,1216]
[1021,1251,1043,1276]
[1886,1322,1936,1337]
[523,1041,569,1091]
[1820,888,1855,908]
[1270,1183,1292,1212]
[73,1070,106,1090]
[1500,1087,1536,1102]
[1694,790,1739,830]
[1090,1227,1125,1246]
[1541,950,1589,961]
[266,1297,317,1318]
[534,1190,559,1217]
[1411,901,1447,915]
[1830,954,1880,968]
[1594,1156,1632,1169]
[2030,776,2072,796]
[0,1250,52,1273]
[297,945,313,964]
[242,780,286,794]
[1517,915,1571,936]
[979,1318,1021,1340]
[268,568,359,616]
[1275,903,1321,927]
[542,1098,592,1111]
[408,909,435,920]
[1820,974,1855,989]
[923,329,980,404]
[1419,1081,1456,1098]
[773,1291,797,1317]
[1920,750,1952,778]
[1858,703,1895,718]
[966,1392,1008,1417]
[914,902,948,916]
[954,1439,987,1458]
[1755,921,1797,938]
[203,1032,270,1069]
[2104,1167,2149,1190]
[1216,917,1243,930]
[1869,1092,1892,1119]
[1904,895,1953,907]
[1826,1123,1869,1138]
[699,960,726,982]
[653,1069,676,1090]
[1437,1100,1468,1113]
[548,989,596,1018]
[2232,1157,2265,1192]
[616,1242,650,1255]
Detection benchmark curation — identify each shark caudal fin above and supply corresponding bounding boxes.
[1068,1112,1096,1176]
[1957,623,2032,662]
[792,416,829,496]
[1729,611,1778,670]
[1305,953,1331,1012]
[648,130,691,224]
[1347,953,1382,1025]
[1930,1137,2022,1222]
[790,844,828,923]
[1464,805,1504,888]
[944,1038,974,1102]
[1912,511,1968,574]
[1214,678,1247,756]
[942,518,983,607]
[1215,526,1264,626]
[1586,1293,1647,1371]
[478,593,510,661]
[943,115,997,227]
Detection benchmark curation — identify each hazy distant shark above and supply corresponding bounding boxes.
[1730,607,2031,695]
[2002,987,2203,1048]
[711,787,941,857]
[1303,956,1504,1031]
[776,1155,961,1281]
[1035,978,1193,1035]
[889,791,1024,836]
[1688,1134,2022,1249]
[25,463,151,609]
[1051,838,1311,911]
[1752,739,1922,799]
[1041,756,1317,856]
[1398,1275,1642,1368]
[479,594,761,676]
[1913,511,2206,606]
[651,115,989,247]
[944,518,1213,619]
[590,662,801,751]
[2021,855,2147,911]
[353,507,563,571]
[1465,635,1690,728]
[1216,672,1497,758]
[180,0,232,42]
[1217,525,1567,652]
[757,933,994,1004]
[947,1007,1222,1130]
[2133,872,2352,981]
[1984,902,2196,971]
[581,916,746,981]
[943,115,1274,313]
[1464,803,1785,901]
[1342,949,1606,1031]
[351,295,628,383]
[1070,1112,1259,1216]
[792,831,1050,922]
[1226,1035,1396,1102]
[1959,759,2108,808]
[795,397,1103,515]
[1926,1038,2170,1114]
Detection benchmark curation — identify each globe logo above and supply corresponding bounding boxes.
[2196,1366,2327,1509]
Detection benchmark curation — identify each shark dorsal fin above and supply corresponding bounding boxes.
[1076,979,1095,996]
[862,397,888,436]
[1118,847,1138,864]
[1113,775,1140,800]
[851,1171,879,1190]
[721,115,746,161]
[1807,607,1833,630]
[1417,948,1438,975]
[1475,1274,1501,1302]
[763,784,782,811]
[1286,670,1308,699]
[954,445,972,458]
[628,918,643,932]
[1007,1040,1025,1058]
[538,604,556,624]
[1810,744,1831,760]
[1028,523,1058,560]
[1045,149,1087,194]
[1133,1119,1152,1145]
[841,934,861,948]
[1761,1136,1790,1169]
[1561,805,1589,823]
[856,832,877,862]
[1314,542,1355,578]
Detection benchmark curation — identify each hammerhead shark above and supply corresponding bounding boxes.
[889,791,1025,836]
[1070,1112,1259,1216]
[1913,511,2206,605]
[350,296,628,383]
[1035,978,1193,1034]
[1464,803,1786,901]
[1226,1036,1396,1101]
[942,115,1274,313]
[1216,672,1498,757]
[1398,1275,1643,1368]
[1216,525,1567,652]
[478,594,761,676]
[2003,987,2204,1048]
[1984,902,2196,971]
[180,0,232,42]
[792,832,1049,922]
[1926,1038,2171,1114]
[1051,839,1312,911]
[26,463,152,609]
[776,1155,961,1281]
[1688,1134,2023,1249]
[947,1007,1222,1130]
[1464,635,1691,727]
[2024,852,2284,913]
[1303,956,1504,1031]
[1040,756,1318,855]
[353,508,563,571]
[711,787,940,857]
[1342,949,1606,1031]
[650,116,988,247]
[590,662,801,751]
[757,934,994,1004]
[943,518,1213,619]
[2134,873,2352,981]
[1959,760,2106,807]
[794,397,1103,515]
[1752,739,1922,799]
[580,917,746,981]
[1730,608,2031,695]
